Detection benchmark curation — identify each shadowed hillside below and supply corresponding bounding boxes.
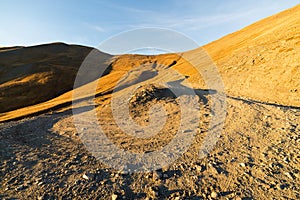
[0,43,111,113]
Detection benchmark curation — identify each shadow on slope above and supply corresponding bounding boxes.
[0,43,112,113]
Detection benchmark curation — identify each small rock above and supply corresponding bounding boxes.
[82,173,90,180]
[64,162,71,167]
[284,172,294,180]
[283,157,290,163]
[268,163,273,168]
[195,165,202,172]
[277,184,289,190]
[112,194,118,200]
[239,163,246,167]
[148,187,158,198]
[152,171,161,180]
[15,185,25,191]
[208,163,219,174]
[24,181,32,186]
[211,191,218,198]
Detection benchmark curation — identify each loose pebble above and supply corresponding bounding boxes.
[211,191,218,198]
[112,194,118,200]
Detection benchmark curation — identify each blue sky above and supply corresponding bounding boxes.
[1,0,299,51]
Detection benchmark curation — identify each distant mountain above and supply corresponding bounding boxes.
[0,43,111,113]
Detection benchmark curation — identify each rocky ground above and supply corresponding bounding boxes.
[1,86,299,199]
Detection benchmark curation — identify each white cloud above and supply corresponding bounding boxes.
[93,25,106,32]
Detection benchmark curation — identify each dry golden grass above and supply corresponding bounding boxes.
[0,5,299,122]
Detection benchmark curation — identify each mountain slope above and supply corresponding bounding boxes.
[0,5,299,122]
[181,4,300,107]
[0,43,111,113]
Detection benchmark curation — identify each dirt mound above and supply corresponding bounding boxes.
[129,84,176,105]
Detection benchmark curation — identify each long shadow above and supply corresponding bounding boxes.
[0,77,217,123]
[149,87,216,105]
[228,96,300,110]
[9,78,300,125]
